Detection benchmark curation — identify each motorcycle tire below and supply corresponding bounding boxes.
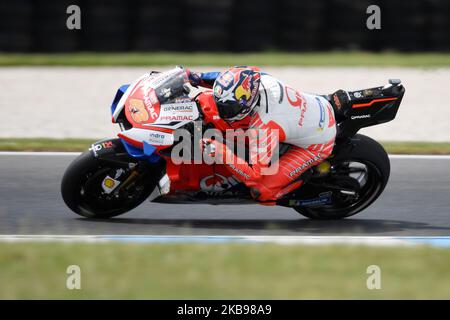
[294,134,390,220]
[61,151,157,219]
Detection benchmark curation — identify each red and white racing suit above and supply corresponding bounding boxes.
[196,73,337,203]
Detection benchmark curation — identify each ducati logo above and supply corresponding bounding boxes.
[199,174,238,193]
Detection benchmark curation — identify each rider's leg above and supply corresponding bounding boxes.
[250,140,335,202]
[207,136,334,203]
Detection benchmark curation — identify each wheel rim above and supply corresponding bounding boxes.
[311,159,383,216]
[76,165,147,215]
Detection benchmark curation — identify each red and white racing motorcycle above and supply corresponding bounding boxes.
[61,67,405,220]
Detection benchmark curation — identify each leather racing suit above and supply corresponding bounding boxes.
[188,70,337,204]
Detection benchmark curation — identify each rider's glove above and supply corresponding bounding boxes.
[330,89,350,118]
[199,138,231,161]
[201,138,217,157]
[186,69,202,87]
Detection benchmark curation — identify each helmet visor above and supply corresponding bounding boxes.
[216,100,244,120]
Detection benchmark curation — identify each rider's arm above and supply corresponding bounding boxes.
[206,137,262,185]
[186,69,220,89]
[207,136,282,202]
[204,126,280,191]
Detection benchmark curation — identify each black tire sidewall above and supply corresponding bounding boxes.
[296,134,390,220]
[61,151,156,219]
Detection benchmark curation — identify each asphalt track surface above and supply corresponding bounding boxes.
[1,153,449,236]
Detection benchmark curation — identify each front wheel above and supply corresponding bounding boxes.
[294,134,390,220]
[61,151,160,219]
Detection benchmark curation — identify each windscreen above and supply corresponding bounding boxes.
[149,67,189,104]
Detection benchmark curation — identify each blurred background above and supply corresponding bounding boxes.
[1,0,449,53]
[1,1,450,300]
[1,0,450,142]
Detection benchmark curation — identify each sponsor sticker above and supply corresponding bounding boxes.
[147,89,159,105]
[199,174,239,194]
[351,114,371,120]
[148,132,166,144]
[161,87,171,98]
[161,104,193,112]
[298,104,307,127]
[289,155,321,177]
[149,68,182,88]
[146,130,173,145]
[156,102,198,123]
[101,175,120,194]
[316,97,325,131]
[159,115,194,121]
[217,71,234,87]
[128,98,151,123]
[228,164,251,179]
[214,85,223,97]
[289,191,332,207]
[91,140,114,155]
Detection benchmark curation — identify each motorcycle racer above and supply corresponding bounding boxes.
[187,66,337,204]
[62,65,403,219]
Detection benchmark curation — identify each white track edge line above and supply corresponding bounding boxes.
[0,235,449,247]
[1,151,450,160]
[0,151,81,156]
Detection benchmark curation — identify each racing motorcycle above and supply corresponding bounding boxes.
[61,67,405,220]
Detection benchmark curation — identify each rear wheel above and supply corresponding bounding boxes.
[294,134,390,220]
[61,151,159,219]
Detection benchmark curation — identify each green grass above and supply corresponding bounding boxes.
[1,52,450,67]
[0,242,449,299]
[0,138,95,152]
[381,141,450,155]
[1,138,450,154]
